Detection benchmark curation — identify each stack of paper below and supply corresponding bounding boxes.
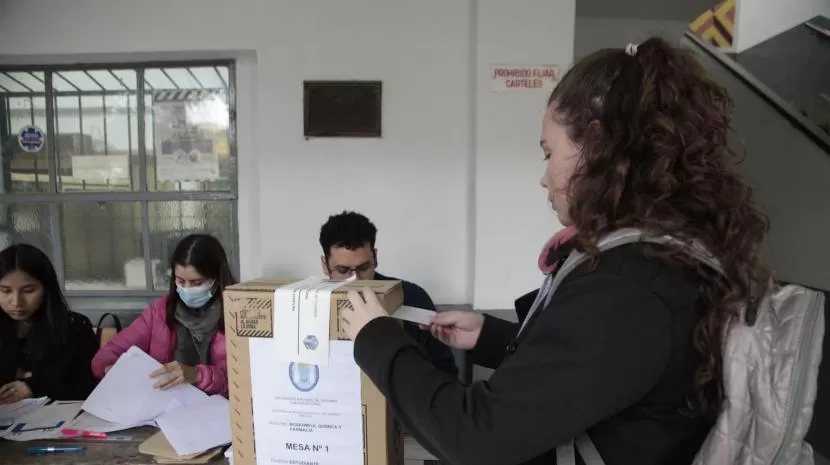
[155,395,231,456]
[138,430,224,464]
[83,346,230,458]
[1,400,83,441]
[67,411,152,433]
[0,397,49,432]
[82,345,207,425]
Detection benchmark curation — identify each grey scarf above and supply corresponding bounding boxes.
[174,298,222,366]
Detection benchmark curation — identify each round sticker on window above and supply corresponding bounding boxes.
[18,125,45,153]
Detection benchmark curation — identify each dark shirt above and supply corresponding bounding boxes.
[0,311,99,401]
[373,272,458,378]
[356,245,713,465]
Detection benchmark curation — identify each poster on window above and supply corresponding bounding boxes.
[153,95,220,183]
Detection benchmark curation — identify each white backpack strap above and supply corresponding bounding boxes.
[575,434,606,465]
[555,440,576,465]
[542,228,723,309]
[518,227,723,338]
[553,434,606,465]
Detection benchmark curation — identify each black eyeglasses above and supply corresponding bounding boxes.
[330,261,373,276]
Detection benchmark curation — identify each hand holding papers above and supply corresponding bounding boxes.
[82,346,207,425]
[150,361,200,390]
[82,346,229,458]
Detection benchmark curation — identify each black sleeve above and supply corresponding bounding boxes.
[0,322,17,386]
[354,271,672,465]
[26,315,100,401]
[467,315,518,369]
[400,282,459,378]
[464,289,537,369]
[402,322,459,378]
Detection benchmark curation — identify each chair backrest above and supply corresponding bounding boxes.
[94,312,123,348]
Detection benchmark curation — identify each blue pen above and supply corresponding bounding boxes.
[26,446,85,455]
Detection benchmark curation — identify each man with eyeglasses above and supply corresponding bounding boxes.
[319,211,458,377]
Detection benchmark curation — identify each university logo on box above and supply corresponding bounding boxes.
[289,363,320,392]
[303,335,319,350]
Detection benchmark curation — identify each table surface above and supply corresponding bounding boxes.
[0,427,438,465]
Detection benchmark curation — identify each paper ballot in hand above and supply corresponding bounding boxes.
[82,346,207,425]
[390,305,436,326]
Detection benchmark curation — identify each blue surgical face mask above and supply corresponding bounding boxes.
[176,282,214,308]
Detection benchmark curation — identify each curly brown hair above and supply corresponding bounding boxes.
[548,37,770,418]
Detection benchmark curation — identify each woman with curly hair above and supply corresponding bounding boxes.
[340,37,769,465]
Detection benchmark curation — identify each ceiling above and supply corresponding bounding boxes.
[577,0,721,21]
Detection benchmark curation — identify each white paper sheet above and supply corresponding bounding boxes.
[273,277,351,366]
[82,346,207,425]
[0,397,49,430]
[390,305,436,326]
[66,411,151,433]
[250,339,364,465]
[2,400,82,441]
[156,395,231,456]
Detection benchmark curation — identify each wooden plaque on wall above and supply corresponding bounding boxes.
[303,80,382,138]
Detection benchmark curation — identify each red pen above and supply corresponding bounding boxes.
[61,429,107,439]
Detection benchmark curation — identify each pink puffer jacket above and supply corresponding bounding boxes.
[91,294,228,396]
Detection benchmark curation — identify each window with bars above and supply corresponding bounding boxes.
[0,62,238,299]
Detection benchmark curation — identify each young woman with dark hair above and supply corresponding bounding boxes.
[340,37,770,464]
[0,244,98,403]
[91,234,236,396]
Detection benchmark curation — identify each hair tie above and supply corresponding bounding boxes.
[625,43,639,56]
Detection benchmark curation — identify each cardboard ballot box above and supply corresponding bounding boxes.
[223,278,405,465]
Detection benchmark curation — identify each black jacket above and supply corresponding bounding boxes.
[0,311,99,401]
[355,244,714,465]
[374,272,458,378]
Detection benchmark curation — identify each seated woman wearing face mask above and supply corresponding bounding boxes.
[91,234,236,396]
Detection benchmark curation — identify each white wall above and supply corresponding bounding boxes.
[734,0,830,52]
[0,0,573,309]
[574,17,688,60]
[474,0,574,308]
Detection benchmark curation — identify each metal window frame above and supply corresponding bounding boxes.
[0,59,239,298]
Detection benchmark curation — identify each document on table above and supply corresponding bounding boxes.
[82,345,207,425]
[250,339,364,465]
[67,411,152,433]
[390,305,436,326]
[2,400,83,441]
[0,397,49,430]
[156,395,231,456]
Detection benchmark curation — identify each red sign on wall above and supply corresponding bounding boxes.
[491,65,560,92]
